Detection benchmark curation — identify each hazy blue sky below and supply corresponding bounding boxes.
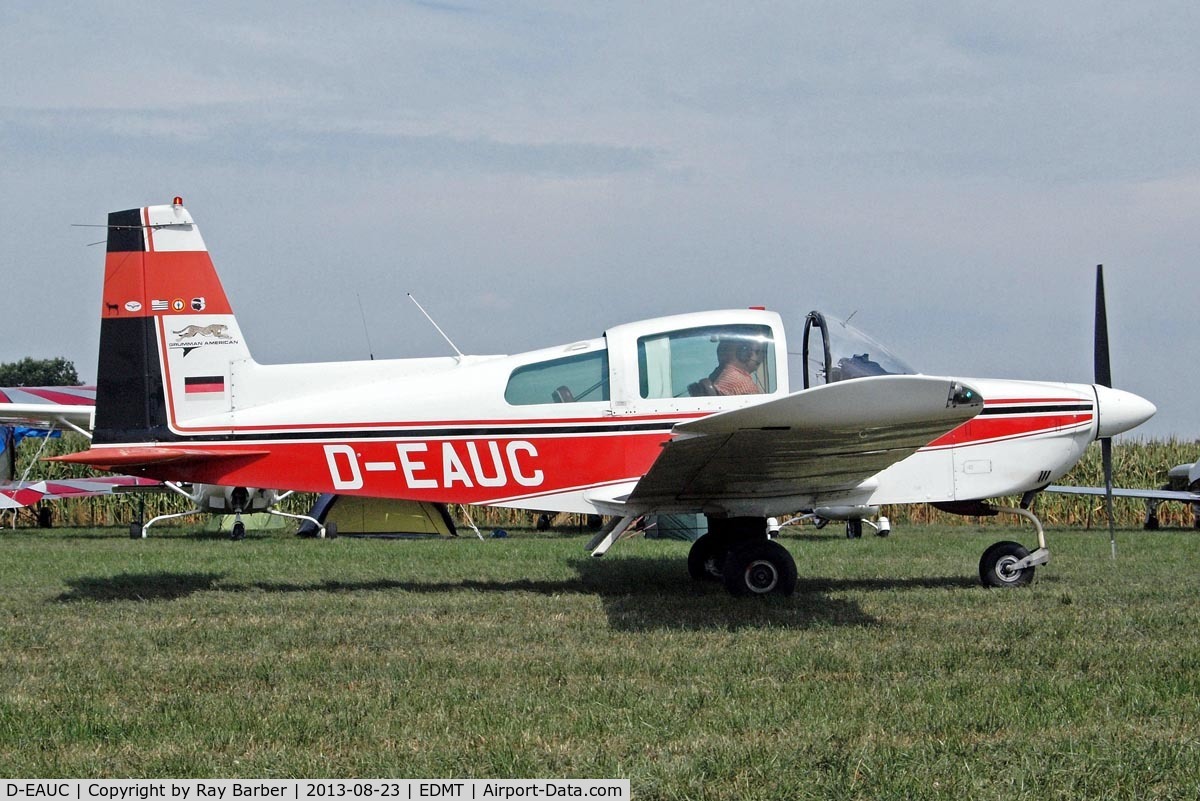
[1,2,1195,440]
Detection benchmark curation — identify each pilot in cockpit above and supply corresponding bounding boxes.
[711,337,763,395]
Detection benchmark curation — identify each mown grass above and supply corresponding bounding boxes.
[0,525,1198,799]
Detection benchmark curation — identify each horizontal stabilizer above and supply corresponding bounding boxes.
[50,447,270,471]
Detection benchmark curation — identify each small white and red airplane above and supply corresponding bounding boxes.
[0,384,325,538]
[58,199,1157,595]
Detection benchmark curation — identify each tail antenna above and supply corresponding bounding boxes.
[407,293,464,360]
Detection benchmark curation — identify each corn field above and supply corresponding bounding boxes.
[5,433,1197,530]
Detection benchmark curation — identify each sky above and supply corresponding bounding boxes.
[0,1,1196,440]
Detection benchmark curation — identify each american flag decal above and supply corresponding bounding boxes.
[184,375,225,395]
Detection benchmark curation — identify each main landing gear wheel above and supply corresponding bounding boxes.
[687,533,735,581]
[845,519,863,539]
[722,540,798,597]
[979,540,1034,588]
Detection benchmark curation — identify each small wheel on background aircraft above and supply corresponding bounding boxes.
[722,540,797,597]
[231,521,246,541]
[129,523,142,540]
[979,540,1034,588]
[845,519,863,539]
[1143,507,1160,530]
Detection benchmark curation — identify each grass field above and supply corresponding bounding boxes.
[1,524,1198,799]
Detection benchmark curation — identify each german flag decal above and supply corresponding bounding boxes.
[184,375,225,395]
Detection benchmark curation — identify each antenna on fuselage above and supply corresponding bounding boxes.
[407,293,465,360]
[356,293,375,360]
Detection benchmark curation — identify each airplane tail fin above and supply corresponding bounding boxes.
[94,199,252,444]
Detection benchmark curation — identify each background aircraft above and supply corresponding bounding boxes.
[1050,458,1200,530]
[60,201,1155,596]
[0,384,329,539]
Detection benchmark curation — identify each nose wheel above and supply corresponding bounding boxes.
[977,505,1050,588]
[979,540,1034,587]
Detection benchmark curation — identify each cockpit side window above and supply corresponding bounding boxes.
[637,324,776,399]
[504,350,610,405]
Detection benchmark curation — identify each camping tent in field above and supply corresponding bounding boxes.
[203,511,293,534]
[298,494,457,538]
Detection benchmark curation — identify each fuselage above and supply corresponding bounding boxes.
[83,307,1148,517]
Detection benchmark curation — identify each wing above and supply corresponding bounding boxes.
[627,375,982,512]
[0,386,95,431]
[0,476,164,509]
[1047,485,1200,503]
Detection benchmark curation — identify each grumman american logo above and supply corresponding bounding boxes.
[169,323,241,357]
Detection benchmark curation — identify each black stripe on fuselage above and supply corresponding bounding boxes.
[979,404,1093,416]
[149,420,679,444]
[106,208,145,253]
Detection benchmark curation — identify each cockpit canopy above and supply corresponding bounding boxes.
[799,311,917,388]
[500,308,917,409]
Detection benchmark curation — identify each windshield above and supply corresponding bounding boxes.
[795,312,917,388]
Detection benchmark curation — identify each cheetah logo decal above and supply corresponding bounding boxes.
[173,324,232,340]
[169,323,239,357]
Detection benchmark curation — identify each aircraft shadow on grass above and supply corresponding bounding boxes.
[56,572,226,603]
[51,558,982,631]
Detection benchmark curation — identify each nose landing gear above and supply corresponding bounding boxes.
[976,505,1050,588]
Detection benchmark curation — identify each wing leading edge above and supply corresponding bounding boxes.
[627,375,983,514]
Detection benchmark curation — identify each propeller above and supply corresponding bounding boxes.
[1094,264,1116,558]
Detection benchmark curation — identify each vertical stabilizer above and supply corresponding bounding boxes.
[94,200,252,444]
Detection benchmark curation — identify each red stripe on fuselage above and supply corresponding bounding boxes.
[921,398,1094,448]
[90,432,672,505]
